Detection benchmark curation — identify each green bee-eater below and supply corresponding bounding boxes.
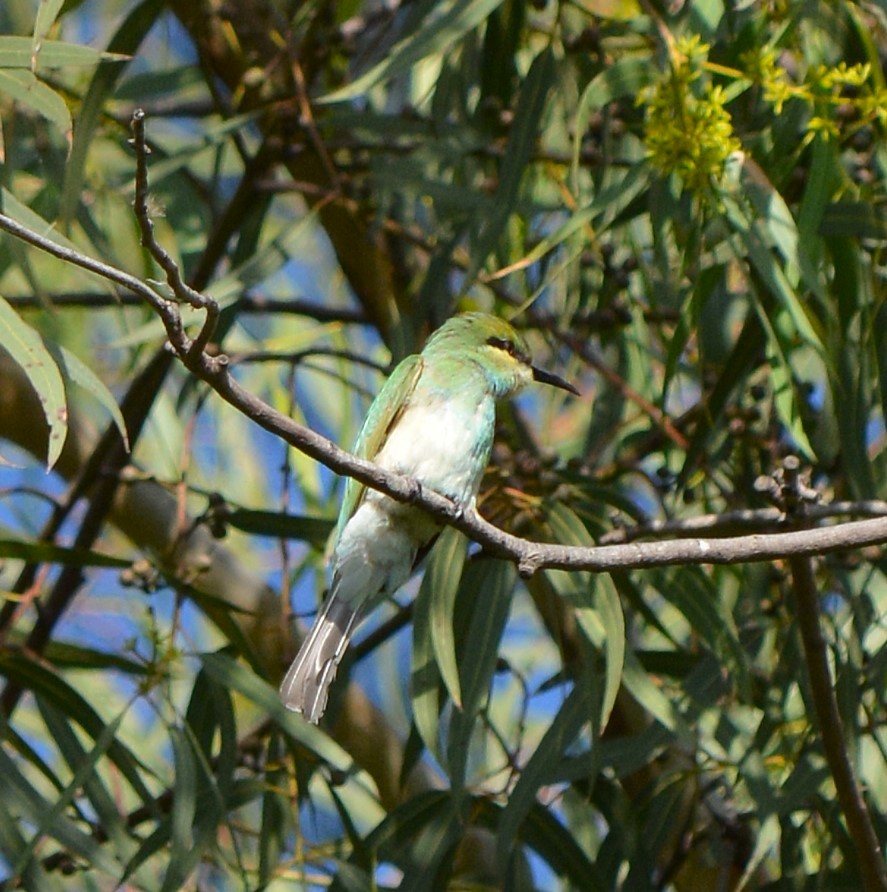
[280,312,577,723]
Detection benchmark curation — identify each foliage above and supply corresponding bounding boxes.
[0,0,886,889]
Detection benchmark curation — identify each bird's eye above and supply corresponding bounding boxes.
[487,336,515,355]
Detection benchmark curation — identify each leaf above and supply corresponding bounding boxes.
[46,342,129,451]
[466,47,555,281]
[343,790,464,887]
[576,56,654,112]
[544,504,625,731]
[820,200,887,240]
[0,797,54,891]
[497,683,596,872]
[721,189,825,358]
[646,565,749,697]
[161,727,197,892]
[502,163,650,283]
[411,557,447,766]
[40,640,146,674]
[0,650,156,804]
[258,733,288,885]
[224,508,333,546]
[427,526,468,709]
[32,0,66,56]
[59,0,166,223]
[446,559,515,786]
[0,539,129,567]
[619,649,693,743]
[0,69,71,135]
[198,651,360,775]
[510,802,608,891]
[10,700,133,881]
[0,742,121,882]
[0,36,128,69]
[321,0,508,103]
[0,295,67,469]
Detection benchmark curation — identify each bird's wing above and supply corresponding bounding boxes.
[334,353,424,544]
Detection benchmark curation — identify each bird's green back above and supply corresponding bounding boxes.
[334,353,424,545]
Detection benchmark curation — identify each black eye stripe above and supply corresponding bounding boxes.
[487,336,513,353]
[486,336,529,365]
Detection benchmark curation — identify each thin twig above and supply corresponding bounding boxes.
[130,109,219,359]
[599,500,887,544]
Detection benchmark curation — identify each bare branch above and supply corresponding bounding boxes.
[130,109,219,358]
[3,114,887,582]
[789,551,887,892]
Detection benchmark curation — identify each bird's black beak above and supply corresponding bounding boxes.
[532,365,580,396]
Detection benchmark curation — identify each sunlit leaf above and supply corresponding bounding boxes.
[0,296,67,469]
[321,0,507,102]
[0,69,70,135]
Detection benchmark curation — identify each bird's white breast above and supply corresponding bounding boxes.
[373,396,493,504]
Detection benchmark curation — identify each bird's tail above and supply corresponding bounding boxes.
[279,590,363,724]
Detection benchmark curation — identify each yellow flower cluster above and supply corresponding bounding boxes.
[742,48,887,139]
[642,37,741,193]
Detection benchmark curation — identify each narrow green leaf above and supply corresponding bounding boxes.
[0,650,157,805]
[8,702,129,882]
[427,526,468,709]
[500,162,650,307]
[321,0,507,103]
[467,47,555,280]
[352,789,463,885]
[41,639,146,674]
[0,795,56,892]
[0,36,129,69]
[722,193,825,358]
[0,295,67,469]
[258,733,287,885]
[411,557,446,767]
[198,651,358,774]
[162,727,197,892]
[0,744,120,881]
[398,812,463,891]
[446,560,515,786]
[59,0,166,223]
[46,342,129,451]
[514,802,608,891]
[497,683,595,871]
[0,539,128,567]
[37,700,135,863]
[0,69,71,134]
[545,504,625,730]
[820,200,887,240]
[0,188,85,253]
[619,648,693,744]
[755,297,817,458]
[32,0,66,55]
[796,135,838,298]
[208,203,324,307]
[225,508,333,546]
[457,560,515,719]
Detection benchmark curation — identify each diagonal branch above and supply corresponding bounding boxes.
[5,200,887,574]
[3,113,887,581]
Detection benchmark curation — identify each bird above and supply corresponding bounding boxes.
[279,312,578,723]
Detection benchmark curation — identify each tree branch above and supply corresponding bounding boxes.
[2,113,887,582]
[780,457,887,891]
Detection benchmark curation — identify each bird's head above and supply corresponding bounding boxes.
[422,312,578,400]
